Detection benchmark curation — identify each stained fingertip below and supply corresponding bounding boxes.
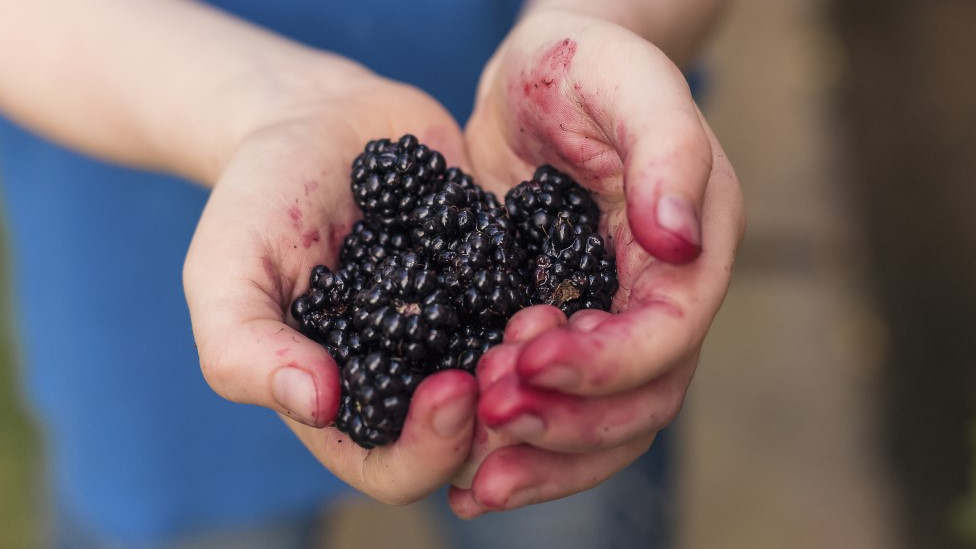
[503,305,567,343]
[477,375,523,427]
[515,328,588,389]
[271,366,337,428]
[398,369,478,445]
[567,308,613,332]
[628,194,702,264]
[475,343,520,391]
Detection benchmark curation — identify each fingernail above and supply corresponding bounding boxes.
[433,394,476,438]
[527,364,579,390]
[272,368,320,425]
[506,488,541,509]
[502,414,546,441]
[656,193,701,248]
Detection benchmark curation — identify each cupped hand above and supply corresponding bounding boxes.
[183,66,477,505]
[451,11,746,516]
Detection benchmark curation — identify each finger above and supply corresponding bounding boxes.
[448,436,653,518]
[503,304,567,343]
[559,33,712,264]
[198,318,341,427]
[475,342,521,390]
[566,308,613,332]
[478,364,693,453]
[516,128,742,395]
[289,369,478,505]
[585,40,713,264]
[452,341,527,489]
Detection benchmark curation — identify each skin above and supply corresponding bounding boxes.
[0,0,744,513]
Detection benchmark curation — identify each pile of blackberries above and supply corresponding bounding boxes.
[291,135,618,448]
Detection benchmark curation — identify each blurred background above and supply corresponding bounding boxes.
[1,0,973,548]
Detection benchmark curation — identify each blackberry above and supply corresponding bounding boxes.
[445,211,529,328]
[436,326,504,373]
[290,136,619,449]
[504,164,601,254]
[350,134,446,227]
[339,219,412,281]
[291,265,354,339]
[351,264,459,367]
[532,217,618,316]
[334,351,425,448]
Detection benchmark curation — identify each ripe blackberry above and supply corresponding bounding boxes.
[334,351,425,448]
[532,217,618,316]
[452,229,529,328]
[436,325,504,373]
[350,264,459,367]
[350,134,446,227]
[339,219,412,282]
[504,164,601,254]
[443,166,503,211]
[291,265,354,339]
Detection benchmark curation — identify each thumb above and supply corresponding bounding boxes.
[616,69,712,264]
[622,107,711,264]
[194,317,341,428]
[183,208,341,427]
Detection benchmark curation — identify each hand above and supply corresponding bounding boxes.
[183,65,477,505]
[450,11,745,516]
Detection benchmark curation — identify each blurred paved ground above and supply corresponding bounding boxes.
[675,0,900,547]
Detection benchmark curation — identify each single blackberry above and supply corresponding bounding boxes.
[350,134,446,226]
[339,219,412,282]
[443,166,503,212]
[532,217,618,316]
[291,265,355,341]
[334,351,425,448]
[451,228,529,328]
[504,164,601,254]
[350,264,459,367]
[435,325,504,373]
[408,182,479,262]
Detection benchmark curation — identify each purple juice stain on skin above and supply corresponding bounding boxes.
[301,229,321,249]
[510,39,576,120]
[288,205,303,231]
[524,38,577,104]
[509,39,622,184]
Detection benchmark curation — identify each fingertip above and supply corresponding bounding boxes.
[628,192,702,264]
[272,362,340,428]
[466,446,535,512]
[515,328,584,389]
[566,308,613,332]
[411,370,478,440]
[476,374,524,427]
[503,305,567,343]
[475,343,520,391]
[448,486,485,519]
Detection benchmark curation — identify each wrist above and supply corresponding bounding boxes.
[193,49,380,185]
[519,0,727,68]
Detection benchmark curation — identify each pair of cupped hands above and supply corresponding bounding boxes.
[183,12,744,518]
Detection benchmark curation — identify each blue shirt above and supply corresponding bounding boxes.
[0,1,522,544]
